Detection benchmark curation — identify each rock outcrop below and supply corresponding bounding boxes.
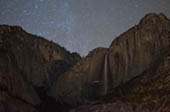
[49,47,109,105]
[71,44,170,112]
[0,25,81,87]
[0,25,81,111]
[49,13,170,106]
[0,38,40,111]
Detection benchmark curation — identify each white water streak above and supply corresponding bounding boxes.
[103,53,108,95]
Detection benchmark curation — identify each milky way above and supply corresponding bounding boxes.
[0,0,170,55]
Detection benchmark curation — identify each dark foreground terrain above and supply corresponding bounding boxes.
[0,13,170,112]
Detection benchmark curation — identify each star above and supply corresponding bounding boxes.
[23,10,31,16]
[35,5,38,9]
[135,4,139,8]
[39,0,44,2]
[50,21,54,24]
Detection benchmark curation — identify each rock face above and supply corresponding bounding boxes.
[1,13,170,112]
[0,37,40,111]
[0,25,81,87]
[49,13,170,106]
[0,25,81,111]
[49,47,109,105]
[72,47,170,112]
[108,13,170,88]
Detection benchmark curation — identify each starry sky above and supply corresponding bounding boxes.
[0,0,170,55]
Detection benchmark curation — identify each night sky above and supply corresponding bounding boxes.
[0,0,170,55]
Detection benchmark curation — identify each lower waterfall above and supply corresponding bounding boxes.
[103,53,108,95]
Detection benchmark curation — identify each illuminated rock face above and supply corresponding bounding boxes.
[108,13,170,88]
[49,13,170,105]
[71,39,170,112]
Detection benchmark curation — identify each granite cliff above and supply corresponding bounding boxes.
[71,40,170,112]
[0,13,170,112]
[49,13,170,107]
[0,25,81,111]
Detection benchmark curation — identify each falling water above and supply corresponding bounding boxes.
[103,53,108,95]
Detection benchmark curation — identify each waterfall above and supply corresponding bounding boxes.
[103,53,108,95]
